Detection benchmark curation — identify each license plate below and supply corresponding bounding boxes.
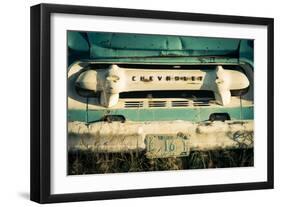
[145,133,190,158]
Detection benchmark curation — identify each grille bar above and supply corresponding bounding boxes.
[148,101,166,107]
[124,101,144,108]
[171,101,189,107]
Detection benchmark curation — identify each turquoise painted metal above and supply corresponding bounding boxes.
[68,31,253,66]
[68,107,253,123]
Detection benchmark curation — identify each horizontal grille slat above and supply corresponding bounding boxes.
[193,99,211,106]
[124,101,143,108]
[148,101,166,107]
[171,101,189,107]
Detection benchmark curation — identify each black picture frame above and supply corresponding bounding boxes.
[30,3,274,203]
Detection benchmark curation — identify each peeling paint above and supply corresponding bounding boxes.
[68,120,253,158]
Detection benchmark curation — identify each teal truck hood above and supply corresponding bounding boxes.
[68,31,253,66]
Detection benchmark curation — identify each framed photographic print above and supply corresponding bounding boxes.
[30,3,274,203]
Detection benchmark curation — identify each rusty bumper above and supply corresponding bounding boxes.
[68,120,253,158]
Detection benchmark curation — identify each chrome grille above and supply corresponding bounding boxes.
[123,99,212,108]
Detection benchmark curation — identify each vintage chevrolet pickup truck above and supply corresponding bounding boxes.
[67,31,254,158]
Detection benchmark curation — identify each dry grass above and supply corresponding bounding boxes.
[68,149,253,175]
